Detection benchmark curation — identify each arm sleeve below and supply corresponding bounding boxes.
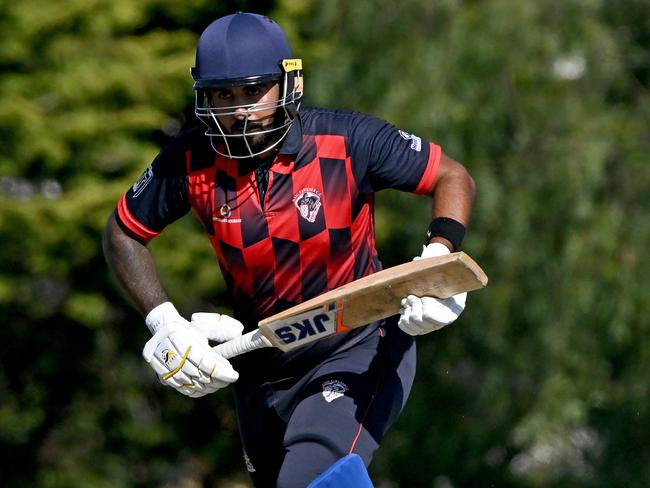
[115,137,191,241]
[348,114,441,195]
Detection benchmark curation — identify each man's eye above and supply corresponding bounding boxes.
[209,90,231,102]
[246,86,263,96]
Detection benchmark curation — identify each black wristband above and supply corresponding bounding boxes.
[425,217,466,251]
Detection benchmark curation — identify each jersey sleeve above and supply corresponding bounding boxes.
[115,137,191,241]
[348,114,441,195]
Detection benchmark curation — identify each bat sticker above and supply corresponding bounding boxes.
[265,301,344,348]
[214,252,488,359]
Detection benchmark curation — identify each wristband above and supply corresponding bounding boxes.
[425,217,466,251]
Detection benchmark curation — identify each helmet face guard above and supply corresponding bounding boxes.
[193,61,303,159]
[191,13,304,159]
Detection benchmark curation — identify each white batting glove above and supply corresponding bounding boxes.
[142,302,239,398]
[189,312,244,343]
[398,243,467,336]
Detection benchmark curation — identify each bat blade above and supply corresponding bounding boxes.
[214,252,487,359]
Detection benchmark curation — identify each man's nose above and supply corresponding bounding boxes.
[233,101,248,119]
[232,95,255,117]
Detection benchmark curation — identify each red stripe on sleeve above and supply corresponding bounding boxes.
[413,143,442,195]
[116,194,159,240]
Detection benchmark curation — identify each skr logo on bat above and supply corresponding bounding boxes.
[267,303,340,348]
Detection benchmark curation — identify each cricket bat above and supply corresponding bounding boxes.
[213,252,488,359]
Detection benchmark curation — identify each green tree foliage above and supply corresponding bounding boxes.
[275,0,650,486]
[1,0,649,486]
[0,1,271,486]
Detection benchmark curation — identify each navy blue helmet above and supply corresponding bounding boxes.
[191,13,304,159]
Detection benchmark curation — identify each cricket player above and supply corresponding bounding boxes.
[103,12,475,488]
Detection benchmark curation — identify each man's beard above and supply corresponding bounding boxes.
[226,118,279,158]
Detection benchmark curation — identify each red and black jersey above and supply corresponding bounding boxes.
[117,107,441,329]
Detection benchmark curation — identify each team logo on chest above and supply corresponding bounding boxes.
[293,188,322,223]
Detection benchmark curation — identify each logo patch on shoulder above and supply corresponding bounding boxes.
[322,379,349,403]
[398,130,422,152]
[132,166,154,197]
[293,188,322,223]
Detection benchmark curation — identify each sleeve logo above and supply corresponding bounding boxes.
[293,188,322,223]
[132,166,154,197]
[398,130,422,152]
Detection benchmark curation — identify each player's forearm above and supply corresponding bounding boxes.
[432,162,475,225]
[102,213,169,316]
[428,154,476,249]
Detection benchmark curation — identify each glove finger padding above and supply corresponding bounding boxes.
[398,295,428,336]
[143,323,239,394]
[421,294,466,326]
[146,338,194,388]
[398,293,467,336]
[408,295,425,326]
[168,328,239,383]
[190,312,244,343]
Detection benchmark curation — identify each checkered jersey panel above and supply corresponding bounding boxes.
[186,134,377,324]
[116,108,440,328]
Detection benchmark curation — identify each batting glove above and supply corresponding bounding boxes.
[398,243,467,336]
[142,302,240,397]
[189,312,244,343]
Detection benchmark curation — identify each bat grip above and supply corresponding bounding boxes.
[213,330,272,359]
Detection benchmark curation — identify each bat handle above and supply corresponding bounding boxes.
[214,330,272,359]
